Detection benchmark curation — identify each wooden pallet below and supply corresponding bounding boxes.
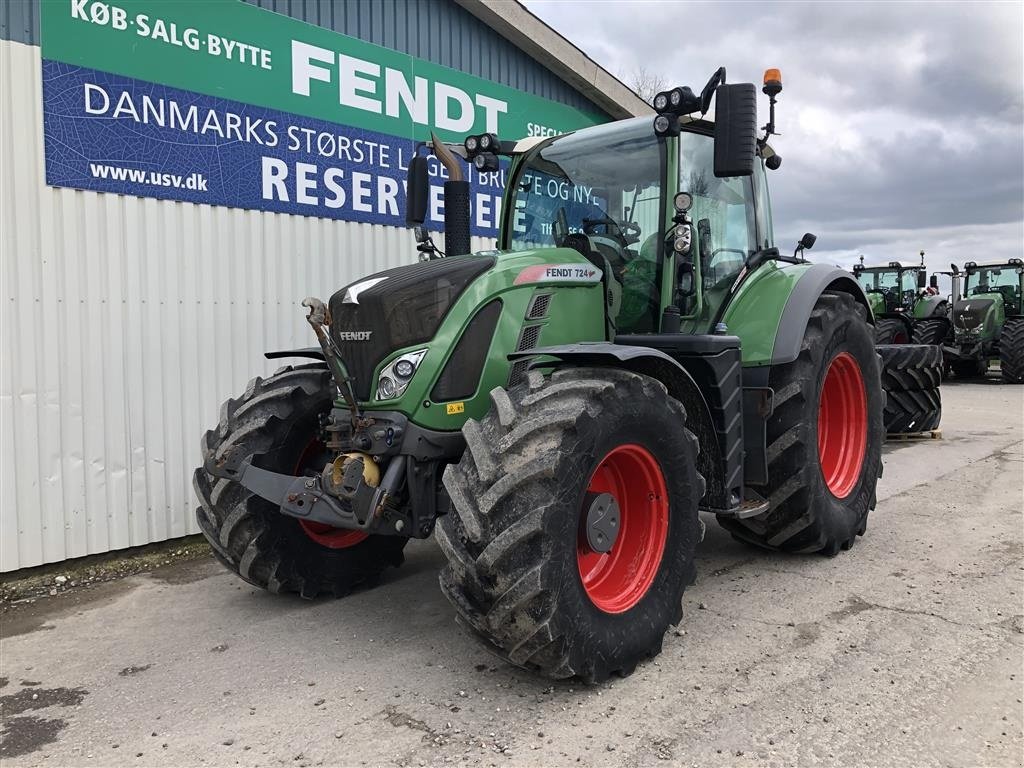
[887,429,942,441]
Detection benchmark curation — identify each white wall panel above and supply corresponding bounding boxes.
[0,40,493,571]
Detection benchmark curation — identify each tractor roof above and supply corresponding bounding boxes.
[511,116,715,155]
[965,259,1024,269]
[857,261,921,270]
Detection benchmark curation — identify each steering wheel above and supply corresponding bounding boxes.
[705,248,746,286]
[582,214,642,245]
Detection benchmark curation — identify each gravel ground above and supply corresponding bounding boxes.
[1,380,1022,767]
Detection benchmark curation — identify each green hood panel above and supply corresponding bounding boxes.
[348,248,607,431]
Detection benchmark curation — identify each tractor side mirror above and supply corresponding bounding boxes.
[929,274,938,289]
[917,271,927,289]
[405,155,429,226]
[799,232,817,250]
[676,262,696,298]
[713,83,757,178]
[697,218,712,266]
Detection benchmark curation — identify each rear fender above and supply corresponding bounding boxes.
[723,263,872,367]
[771,267,872,366]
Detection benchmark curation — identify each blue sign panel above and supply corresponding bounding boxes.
[42,61,508,236]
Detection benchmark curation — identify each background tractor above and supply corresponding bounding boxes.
[946,259,1024,382]
[194,68,884,682]
[852,252,950,345]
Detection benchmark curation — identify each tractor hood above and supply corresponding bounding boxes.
[953,295,1001,336]
[325,248,607,422]
[328,256,496,399]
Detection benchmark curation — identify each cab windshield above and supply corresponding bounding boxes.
[505,118,666,332]
[856,268,916,295]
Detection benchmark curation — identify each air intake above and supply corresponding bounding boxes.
[431,300,503,402]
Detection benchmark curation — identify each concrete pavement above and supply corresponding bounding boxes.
[2,380,1022,767]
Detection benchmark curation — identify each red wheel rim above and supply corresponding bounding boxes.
[577,444,669,614]
[293,440,368,549]
[817,352,868,499]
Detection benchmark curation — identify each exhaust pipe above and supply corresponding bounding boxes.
[431,132,472,257]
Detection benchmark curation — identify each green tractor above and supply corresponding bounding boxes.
[852,252,950,345]
[194,68,883,681]
[946,259,1024,382]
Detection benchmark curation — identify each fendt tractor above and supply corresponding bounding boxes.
[195,68,884,682]
[852,252,950,345]
[945,259,1024,382]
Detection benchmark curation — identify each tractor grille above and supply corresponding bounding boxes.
[328,256,494,400]
[953,298,994,332]
[526,293,552,319]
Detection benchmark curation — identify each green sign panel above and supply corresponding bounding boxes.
[41,0,604,142]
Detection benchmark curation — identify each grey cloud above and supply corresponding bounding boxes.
[525,0,1023,267]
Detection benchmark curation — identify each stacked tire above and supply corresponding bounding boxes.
[999,317,1024,384]
[877,344,942,434]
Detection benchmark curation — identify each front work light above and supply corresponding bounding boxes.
[653,92,669,111]
[653,113,679,137]
[473,152,500,172]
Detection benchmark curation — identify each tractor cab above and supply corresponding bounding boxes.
[852,254,931,317]
[853,252,949,345]
[497,114,777,336]
[961,261,1024,314]
[953,260,1024,342]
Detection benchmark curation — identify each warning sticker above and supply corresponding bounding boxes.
[446,402,466,415]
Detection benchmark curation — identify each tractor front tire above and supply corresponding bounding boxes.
[877,344,942,433]
[718,291,883,555]
[875,317,911,345]
[436,367,703,682]
[999,318,1024,384]
[193,364,406,598]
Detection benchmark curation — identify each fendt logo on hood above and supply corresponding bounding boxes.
[337,331,373,341]
[342,277,388,305]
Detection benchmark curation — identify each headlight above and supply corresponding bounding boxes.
[376,349,427,400]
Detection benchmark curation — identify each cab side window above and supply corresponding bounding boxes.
[678,132,757,292]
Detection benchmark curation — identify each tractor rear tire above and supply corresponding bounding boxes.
[718,291,883,555]
[875,317,911,345]
[193,364,406,598]
[999,318,1024,384]
[436,367,703,682]
[912,318,949,346]
[877,345,942,433]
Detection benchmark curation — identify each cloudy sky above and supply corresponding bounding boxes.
[524,0,1024,273]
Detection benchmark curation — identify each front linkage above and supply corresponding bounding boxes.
[204,299,462,541]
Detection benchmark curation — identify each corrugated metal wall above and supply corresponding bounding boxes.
[0,38,493,571]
